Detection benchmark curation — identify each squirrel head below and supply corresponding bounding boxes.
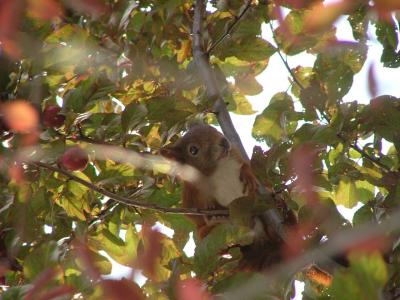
[160,124,231,176]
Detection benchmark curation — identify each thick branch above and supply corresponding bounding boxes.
[33,161,229,216]
[192,0,287,241]
[192,0,248,161]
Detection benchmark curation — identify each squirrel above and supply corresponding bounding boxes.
[160,124,337,286]
[160,124,259,238]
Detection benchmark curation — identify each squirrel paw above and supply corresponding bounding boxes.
[239,163,259,196]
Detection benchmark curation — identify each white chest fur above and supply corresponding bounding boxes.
[207,156,246,207]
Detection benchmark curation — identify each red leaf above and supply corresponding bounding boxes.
[281,223,314,259]
[345,234,390,255]
[36,285,74,300]
[24,267,60,300]
[176,278,211,300]
[290,144,319,206]
[373,0,400,21]
[0,0,22,40]
[137,224,163,279]
[102,279,145,300]
[73,241,101,280]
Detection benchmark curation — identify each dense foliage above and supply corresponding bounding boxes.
[1,0,400,299]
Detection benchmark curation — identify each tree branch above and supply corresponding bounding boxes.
[33,161,229,216]
[192,0,288,241]
[207,0,253,54]
[192,0,248,161]
[341,136,390,172]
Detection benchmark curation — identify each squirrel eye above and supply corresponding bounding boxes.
[188,144,199,156]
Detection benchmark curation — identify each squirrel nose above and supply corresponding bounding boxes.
[220,137,230,151]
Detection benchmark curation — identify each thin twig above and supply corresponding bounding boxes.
[348,140,390,172]
[207,0,253,54]
[269,22,305,90]
[33,161,229,216]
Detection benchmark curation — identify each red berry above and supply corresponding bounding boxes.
[43,105,65,128]
[60,146,88,171]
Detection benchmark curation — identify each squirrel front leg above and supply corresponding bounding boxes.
[239,162,259,196]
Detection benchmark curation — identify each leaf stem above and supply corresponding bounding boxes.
[269,22,305,90]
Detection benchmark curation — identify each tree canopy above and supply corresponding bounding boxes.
[1,0,400,299]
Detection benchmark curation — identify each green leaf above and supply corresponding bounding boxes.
[235,75,263,95]
[215,37,276,61]
[146,96,196,127]
[91,251,113,275]
[55,172,91,221]
[353,204,373,225]
[194,223,253,278]
[355,180,375,204]
[375,18,400,67]
[216,56,269,77]
[293,123,339,146]
[231,91,255,114]
[328,253,388,300]
[252,92,297,146]
[24,241,60,280]
[121,102,148,133]
[334,176,358,208]
[95,160,136,187]
[88,227,137,267]
[274,10,335,55]
[314,53,354,102]
[1,285,31,300]
[347,5,368,41]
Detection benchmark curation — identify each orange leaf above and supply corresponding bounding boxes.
[27,0,63,20]
[304,1,353,34]
[1,100,39,133]
[0,0,23,59]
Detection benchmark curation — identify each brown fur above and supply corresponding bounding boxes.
[160,124,258,238]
